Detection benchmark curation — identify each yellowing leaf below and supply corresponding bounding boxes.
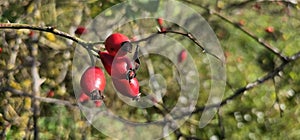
[27,3,35,14]
[24,97,31,110]
[9,80,22,90]
[19,114,30,128]
[57,85,66,96]
[15,131,26,138]
[44,32,56,42]
[21,79,32,89]
[4,104,19,121]
[217,1,225,9]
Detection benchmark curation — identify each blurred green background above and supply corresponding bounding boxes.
[0,0,300,139]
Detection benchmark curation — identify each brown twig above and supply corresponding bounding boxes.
[133,29,222,61]
[190,50,300,114]
[0,23,103,56]
[183,1,289,61]
[3,87,78,108]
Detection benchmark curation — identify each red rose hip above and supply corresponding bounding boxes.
[79,92,90,103]
[112,77,140,99]
[105,33,131,56]
[157,18,164,26]
[99,51,114,75]
[80,66,106,100]
[111,55,133,80]
[178,49,187,63]
[75,26,87,35]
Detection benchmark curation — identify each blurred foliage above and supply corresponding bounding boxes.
[0,0,300,139]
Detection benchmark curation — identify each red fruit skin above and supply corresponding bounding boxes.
[178,50,187,63]
[94,100,102,107]
[0,47,2,54]
[79,92,90,102]
[75,26,87,35]
[157,18,164,26]
[46,90,55,97]
[28,30,34,38]
[111,56,133,79]
[265,26,274,33]
[99,51,114,75]
[112,78,140,98]
[80,66,106,94]
[105,33,130,56]
[99,51,133,80]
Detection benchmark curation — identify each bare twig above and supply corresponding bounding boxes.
[212,12,288,61]
[158,50,300,122]
[272,78,284,117]
[133,29,222,61]
[3,87,78,108]
[29,42,43,140]
[192,50,300,113]
[183,1,289,61]
[0,23,102,56]
[217,109,225,139]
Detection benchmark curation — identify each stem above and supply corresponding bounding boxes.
[0,23,102,56]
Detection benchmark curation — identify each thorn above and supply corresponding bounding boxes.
[156,26,162,32]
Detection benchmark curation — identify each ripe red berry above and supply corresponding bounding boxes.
[99,51,135,80]
[0,47,2,54]
[265,26,274,33]
[157,18,164,26]
[112,77,140,99]
[111,55,133,80]
[238,19,246,26]
[28,30,35,38]
[178,49,187,63]
[46,90,55,97]
[105,33,130,56]
[99,51,114,75]
[75,26,87,35]
[80,66,106,99]
[79,92,90,103]
[94,100,102,107]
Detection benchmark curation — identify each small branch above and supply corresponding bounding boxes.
[212,12,289,61]
[192,50,300,113]
[272,78,283,117]
[3,87,78,108]
[133,29,222,61]
[162,50,300,122]
[217,109,225,139]
[183,1,289,61]
[0,23,103,56]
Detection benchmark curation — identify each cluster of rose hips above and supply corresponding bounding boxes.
[78,33,140,107]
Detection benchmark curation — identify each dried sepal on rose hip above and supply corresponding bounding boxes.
[78,91,103,107]
[80,66,106,101]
